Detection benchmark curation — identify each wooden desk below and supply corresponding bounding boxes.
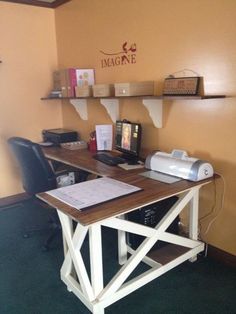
[38,147,214,314]
[43,146,137,177]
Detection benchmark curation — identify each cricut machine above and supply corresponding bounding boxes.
[145,149,214,182]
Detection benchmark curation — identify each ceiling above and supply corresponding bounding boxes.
[1,0,71,8]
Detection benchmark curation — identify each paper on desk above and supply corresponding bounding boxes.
[140,170,181,184]
[118,163,144,170]
[95,124,113,150]
[46,177,142,211]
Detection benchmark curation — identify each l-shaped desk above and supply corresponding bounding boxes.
[38,147,215,314]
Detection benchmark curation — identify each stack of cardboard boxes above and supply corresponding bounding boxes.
[51,69,155,99]
[53,68,95,98]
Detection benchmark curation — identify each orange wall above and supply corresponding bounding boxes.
[0,2,62,196]
[55,0,236,255]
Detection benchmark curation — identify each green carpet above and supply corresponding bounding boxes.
[0,200,235,314]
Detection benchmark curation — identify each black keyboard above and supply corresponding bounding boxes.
[93,153,126,166]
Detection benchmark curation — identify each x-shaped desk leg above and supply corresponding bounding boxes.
[99,186,204,306]
[57,185,204,314]
[58,212,105,313]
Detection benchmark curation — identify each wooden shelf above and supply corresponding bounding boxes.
[147,244,190,265]
[41,94,226,128]
[161,95,226,100]
[41,94,225,101]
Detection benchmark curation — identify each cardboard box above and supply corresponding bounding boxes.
[53,69,76,97]
[53,70,68,97]
[53,68,95,98]
[75,85,93,98]
[52,71,62,91]
[92,84,115,97]
[76,69,95,87]
[114,81,154,97]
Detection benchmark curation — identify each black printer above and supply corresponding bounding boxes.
[42,128,78,145]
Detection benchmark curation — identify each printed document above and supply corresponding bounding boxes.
[95,124,113,150]
[46,177,141,211]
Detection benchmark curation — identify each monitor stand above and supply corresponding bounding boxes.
[121,154,139,165]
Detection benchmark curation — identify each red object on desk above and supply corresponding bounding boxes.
[88,138,97,152]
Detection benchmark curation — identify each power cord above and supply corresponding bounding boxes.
[198,178,217,235]
[200,173,226,235]
[195,174,224,258]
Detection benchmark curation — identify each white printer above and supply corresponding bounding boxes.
[145,149,214,182]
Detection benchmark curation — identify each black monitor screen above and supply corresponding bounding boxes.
[115,120,142,158]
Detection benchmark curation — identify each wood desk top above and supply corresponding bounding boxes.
[43,146,142,177]
[38,171,214,226]
[39,146,217,225]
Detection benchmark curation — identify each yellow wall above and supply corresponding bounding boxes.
[1,0,235,255]
[0,2,62,196]
[54,0,236,255]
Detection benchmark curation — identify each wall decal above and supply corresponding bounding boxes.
[100,42,137,68]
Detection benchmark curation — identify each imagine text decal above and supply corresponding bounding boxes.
[100,42,137,68]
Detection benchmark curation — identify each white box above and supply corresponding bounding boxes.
[114,81,154,96]
[92,84,115,97]
[76,69,95,87]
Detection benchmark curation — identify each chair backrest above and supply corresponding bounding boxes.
[8,137,57,195]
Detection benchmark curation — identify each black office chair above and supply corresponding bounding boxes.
[8,136,87,250]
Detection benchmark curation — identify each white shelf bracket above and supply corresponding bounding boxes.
[70,99,88,120]
[100,99,119,123]
[142,99,163,128]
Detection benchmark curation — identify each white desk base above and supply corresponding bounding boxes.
[57,185,204,314]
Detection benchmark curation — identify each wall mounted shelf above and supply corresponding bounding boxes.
[70,99,88,120]
[143,99,163,128]
[41,94,226,128]
[100,98,119,123]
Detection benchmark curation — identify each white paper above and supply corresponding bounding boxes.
[46,177,141,211]
[118,163,144,170]
[140,170,181,184]
[95,124,113,151]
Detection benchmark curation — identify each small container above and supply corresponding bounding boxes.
[88,138,97,152]
[60,141,88,150]
[75,86,93,97]
[92,84,115,97]
[114,81,154,97]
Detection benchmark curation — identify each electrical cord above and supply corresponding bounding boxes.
[199,178,217,222]
[200,173,226,235]
[181,173,224,257]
